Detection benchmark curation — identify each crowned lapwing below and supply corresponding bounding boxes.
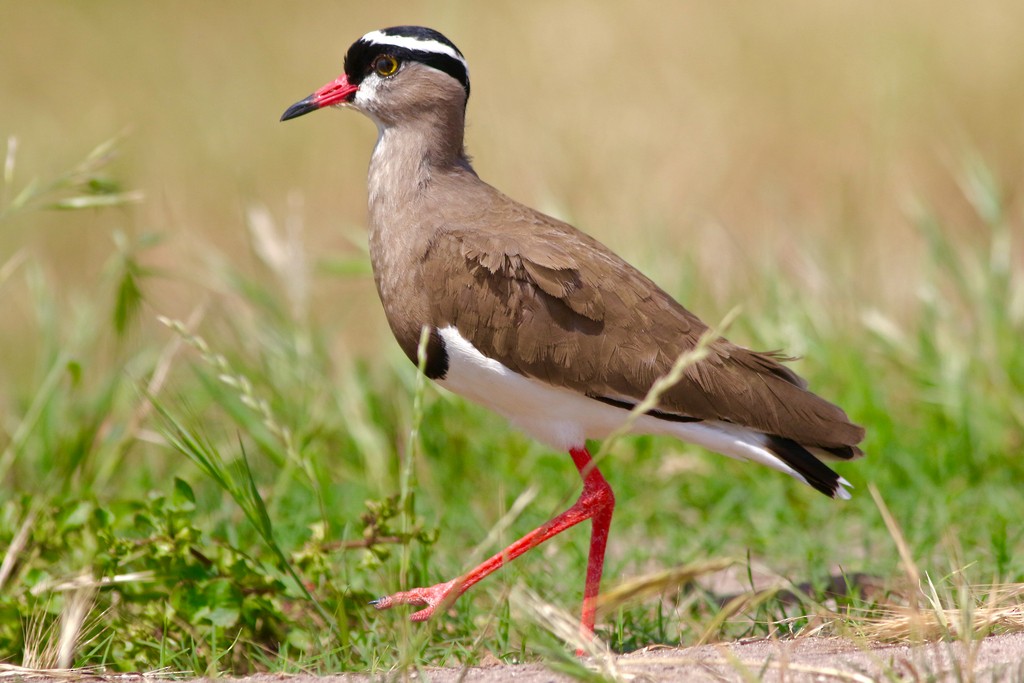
[281,25,864,640]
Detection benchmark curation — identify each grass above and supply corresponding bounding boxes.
[1,131,1021,677]
[2,2,1024,678]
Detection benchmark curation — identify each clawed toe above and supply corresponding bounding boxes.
[370,578,461,621]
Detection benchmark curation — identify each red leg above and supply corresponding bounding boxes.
[372,447,615,638]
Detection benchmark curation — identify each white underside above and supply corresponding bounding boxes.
[436,326,851,499]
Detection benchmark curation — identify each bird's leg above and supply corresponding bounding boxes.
[372,446,615,637]
[577,449,614,638]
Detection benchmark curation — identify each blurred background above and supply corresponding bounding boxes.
[4,0,1022,362]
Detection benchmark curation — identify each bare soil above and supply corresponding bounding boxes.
[192,633,1024,682]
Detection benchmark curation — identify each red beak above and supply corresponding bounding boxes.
[281,74,359,121]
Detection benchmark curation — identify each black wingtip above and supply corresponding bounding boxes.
[280,94,318,122]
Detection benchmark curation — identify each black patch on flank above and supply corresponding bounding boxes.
[588,394,702,423]
[764,435,844,498]
[422,328,449,380]
[344,26,470,99]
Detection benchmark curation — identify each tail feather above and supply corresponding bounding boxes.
[647,418,855,500]
[815,444,864,461]
[764,434,851,499]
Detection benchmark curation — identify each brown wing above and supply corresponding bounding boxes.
[422,213,863,450]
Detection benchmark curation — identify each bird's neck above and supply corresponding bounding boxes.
[364,109,473,361]
[367,109,471,216]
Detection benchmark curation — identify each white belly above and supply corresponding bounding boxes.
[437,326,643,450]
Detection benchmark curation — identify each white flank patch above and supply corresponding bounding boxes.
[361,30,468,70]
[436,326,851,498]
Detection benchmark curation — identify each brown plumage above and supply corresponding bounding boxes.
[417,186,864,451]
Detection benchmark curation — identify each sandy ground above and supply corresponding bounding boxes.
[176,633,1024,682]
[9,634,1023,682]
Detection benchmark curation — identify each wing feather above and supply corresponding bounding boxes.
[422,216,863,450]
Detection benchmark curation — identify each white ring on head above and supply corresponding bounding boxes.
[361,30,468,71]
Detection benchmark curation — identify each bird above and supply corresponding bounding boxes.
[281,25,864,641]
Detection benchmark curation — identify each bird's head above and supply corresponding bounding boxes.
[281,26,470,126]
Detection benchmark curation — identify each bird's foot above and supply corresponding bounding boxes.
[370,578,461,621]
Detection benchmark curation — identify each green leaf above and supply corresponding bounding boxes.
[62,501,94,529]
[66,359,82,385]
[172,478,196,509]
[87,176,123,195]
[197,579,242,627]
[93,506,114,529]
[202,605,241,628]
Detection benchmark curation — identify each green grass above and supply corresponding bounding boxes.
[1,129,1022,677]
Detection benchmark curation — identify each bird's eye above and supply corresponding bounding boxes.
[373,55,400,77]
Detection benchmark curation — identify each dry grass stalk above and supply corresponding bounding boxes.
[124,303,208,447]
[595,557,737,618]
[590,308,739,473]
[0,506,37,591]
[21,585,96,671]
[513,585,630,681]
[697,585,788,646]
[0,664,180,681]
[56,587,95,670]
[245,192,310,323]
[29,571,156,596]
[869,484,920,604]
[857,484,1024,643]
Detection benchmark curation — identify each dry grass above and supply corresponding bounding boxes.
[0,664,177,682]
[822,488,1024,645]
[595,558,738,618]
[857,584,1024,642]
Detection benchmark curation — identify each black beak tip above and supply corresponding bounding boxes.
[280,95,318,122]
